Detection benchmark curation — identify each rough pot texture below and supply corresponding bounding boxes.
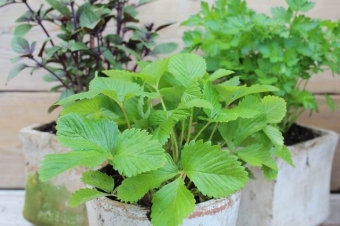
[237,125,339,226]
[19,124,88,226]
[86,191,242,226]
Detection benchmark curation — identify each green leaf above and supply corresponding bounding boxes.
[82,171,114,193]
[61,95,122,121]
[69,189,109,208]
[262,165,278,181]
[168,53,206,87]
[152,120,174,144]
[272,146,294,166]
[111,129,167,177]
[70,42,89,52]
[56,113,118,153]
[11,37,30,54]
[151,178,195,226]
[325,94,336,111]
[263,125,284,149]
[89,77,142,103]
[6,63,27,83]
[216,84,279,105]
[235,144,270,167]
[219,114,267,151]
[151,43,178,55]
[140,58,169,86]
[46,0,72,17]
[56,91,100,105]
[39,150,108,181]
[261,96,287,123]
[181,140,248,197]
[79,8,101,29]
[207,69,234,82]
[117,154,179,203]
[13,24,32,37]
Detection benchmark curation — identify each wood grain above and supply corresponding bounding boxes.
[0,92,60,188]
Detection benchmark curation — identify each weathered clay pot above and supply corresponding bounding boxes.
[19,124,88,226]
[237,126,339,226]
[86,191,241,226]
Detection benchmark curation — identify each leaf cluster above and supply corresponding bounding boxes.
[3,0,177,111]
[39,53,289,226]
[182,0,340,132]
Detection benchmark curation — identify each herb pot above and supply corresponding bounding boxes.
[236,125,339,226]
[19,124,88,226]
[86,191,241,226]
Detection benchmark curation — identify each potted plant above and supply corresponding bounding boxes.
[182,0,340,225]
[1,0,177,225]
[38,52,288,225]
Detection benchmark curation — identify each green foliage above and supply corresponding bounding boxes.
[39,53,288,226]
[182,0,340,132]
[3,0,177,112]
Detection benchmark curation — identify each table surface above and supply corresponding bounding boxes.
[0,190,339,226]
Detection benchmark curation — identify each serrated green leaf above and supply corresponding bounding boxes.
[151,178,195,226]
[11,37,30,54]
[57,113,118,152]
[219,114,267,150]
[152,120,174,144]
[112,129,166,177]
[207,69,234,81]
[236,144,270,167]
[261,96,286,123]
[39,150,108,181]
[6,63,27,83]
[262,165,278,181]
[13,24,32,37]
[272,146,294,166]
[181,140,248,198]
[56,91,100,105]
[203,82,222,119]
[69,189,109,208]
[140,58,169,86]
[216,84,279,105]
[89,77,142,103]
[263,125,284,149]
[82,171,114,193]
[117,154,179,203]
[168,53,206,87]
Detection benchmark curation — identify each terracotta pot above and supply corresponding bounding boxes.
[237,126,339,226]
[86,191,242,226]
[19,124,88,226]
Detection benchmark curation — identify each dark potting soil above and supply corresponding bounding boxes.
[35,121,57,134]
[283,123,320,146]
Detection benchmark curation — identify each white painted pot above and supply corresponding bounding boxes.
[86,191,241,226]
[237,126,339,226]
[19,124,88,226]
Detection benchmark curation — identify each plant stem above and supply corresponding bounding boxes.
[209,122,219,141]
[179,120,185,150]
[194,121,212,140]
[186,110,194,143]
[119,103,131,129]
[31,57,68,88]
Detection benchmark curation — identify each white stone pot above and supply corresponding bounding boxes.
[237,126,339,226]
[86,191,241,226]
[19,124,88,226]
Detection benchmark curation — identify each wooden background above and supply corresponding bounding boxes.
[1,0,339,190]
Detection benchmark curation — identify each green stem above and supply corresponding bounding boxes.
[209,122,219,141]
[171,131,179,163]
[194,121,212,141]
[186,110,194,143]
[179,120,185,150]
[119,103,131,129]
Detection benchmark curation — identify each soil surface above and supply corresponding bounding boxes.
[35,121,57,134]
[283,123,320,146]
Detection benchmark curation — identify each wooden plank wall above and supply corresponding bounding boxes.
[0,0,339,190]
